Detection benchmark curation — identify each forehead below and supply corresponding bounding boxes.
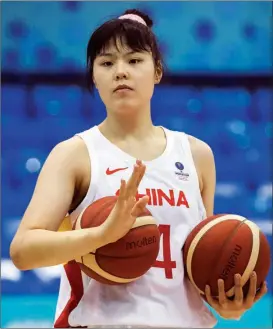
[99,38,134,55]
[97,37,151,57]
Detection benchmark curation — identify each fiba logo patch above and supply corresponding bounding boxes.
[175,162,189,181]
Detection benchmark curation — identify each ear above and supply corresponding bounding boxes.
[93,76,98,89]
[154,62,163,84]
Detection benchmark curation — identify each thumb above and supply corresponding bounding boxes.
[131,195,149,217]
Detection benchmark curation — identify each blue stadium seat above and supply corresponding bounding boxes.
[152,86,183,116]
[207,120,254,155]
[214,183,271,220]
[82,90,107,123]
[187,120,217,146]
[41,117,91,149]
[253,88,272,122]
[2,185,29,218]
[5,148,47,193]
[243,158,271,188]
[200,88,250,121]
[152,86,206,120]
[32,85,83,118]
[214,182,249,215]
[2,117,47,150]
[2,2,272,74]
[2,86,28,117]
[217,149,270,187]
[247,122,272,150]
[153,115,193,132]
[2,115,92,152]
[214,152,245,182]
[34,43,59,71]
[2,48,21,71]
[2,156,9,187]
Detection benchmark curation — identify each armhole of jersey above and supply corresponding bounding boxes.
[73,131,99,210]
[180,132,207,220]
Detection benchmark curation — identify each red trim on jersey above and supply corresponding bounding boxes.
[54,260,87,328]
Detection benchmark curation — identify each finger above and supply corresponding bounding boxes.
[245,272,257,309]
[131,195,150,217]
[234,274,244,306]
[125,161,146,196]
[254,281,268,303]
[117,179,127,201]
[218,279,228,309]
[205,285,219,310]
[124,163,141,195]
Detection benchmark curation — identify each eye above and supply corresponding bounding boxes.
[101,61,113,67]
[129,58,143,64]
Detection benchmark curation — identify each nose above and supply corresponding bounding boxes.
[114,61,129,81]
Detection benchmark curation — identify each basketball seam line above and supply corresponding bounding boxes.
[79,253,139,282]
[185,215,247,293]
[205,219,247,296]
[190,218,247,296]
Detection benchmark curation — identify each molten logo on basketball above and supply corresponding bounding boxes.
[219,244,242,280]
[126,236,157,250]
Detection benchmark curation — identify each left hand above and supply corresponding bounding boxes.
[205,272,267,320]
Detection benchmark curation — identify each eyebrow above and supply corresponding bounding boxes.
[97,51,140,57]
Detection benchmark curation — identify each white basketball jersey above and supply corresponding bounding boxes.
[54,126,217,328]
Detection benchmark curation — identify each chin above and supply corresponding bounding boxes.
[112,101,140,114]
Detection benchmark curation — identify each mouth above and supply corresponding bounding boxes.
[113,85,133,93]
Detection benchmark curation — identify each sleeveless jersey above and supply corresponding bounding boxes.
[54,125,217,328]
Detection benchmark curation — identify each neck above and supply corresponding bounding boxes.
[99,105,156,140]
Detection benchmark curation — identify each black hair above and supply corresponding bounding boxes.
[86,9,164,93]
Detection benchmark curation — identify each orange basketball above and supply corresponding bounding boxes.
[183,214,271,298]
[74,196,160,284]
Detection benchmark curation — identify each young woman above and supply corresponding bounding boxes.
[10,8,267,328]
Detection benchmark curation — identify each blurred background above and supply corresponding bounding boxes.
[1,1,272,328]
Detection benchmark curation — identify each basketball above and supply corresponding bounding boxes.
[74,196,160,284]
[183,214,271,298]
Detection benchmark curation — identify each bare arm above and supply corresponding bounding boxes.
[189,136,216,217]
[9,138,105,270]
[199,143,216,217]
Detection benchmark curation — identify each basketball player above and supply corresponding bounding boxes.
[10,9,267,328]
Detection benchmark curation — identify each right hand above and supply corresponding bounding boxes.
[101,159,149,244]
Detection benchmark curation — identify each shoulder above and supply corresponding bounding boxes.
[47,135,91,180]
[187,134,214,160]
[49,136,91,209]
[167,128,215,170]
[187,134,216,191]
[166,127,213,158]
[51,136,89,164]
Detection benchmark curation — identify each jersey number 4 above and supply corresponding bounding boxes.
[153,224,177,279]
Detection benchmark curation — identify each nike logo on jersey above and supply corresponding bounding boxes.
[106,167,128,175]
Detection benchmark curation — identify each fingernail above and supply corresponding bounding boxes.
[252,271,256,277]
